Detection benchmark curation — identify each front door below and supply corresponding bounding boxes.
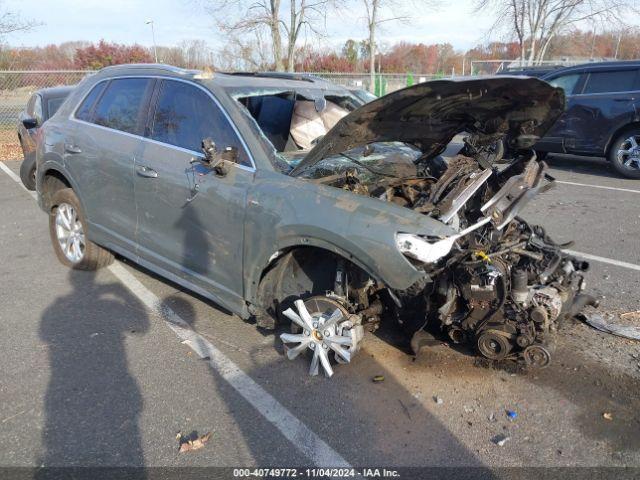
[133,79,255,313]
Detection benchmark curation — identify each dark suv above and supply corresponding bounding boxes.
[536,61,640,178]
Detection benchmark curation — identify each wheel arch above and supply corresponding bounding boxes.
[39,167,73,211]
[251,244,381,323]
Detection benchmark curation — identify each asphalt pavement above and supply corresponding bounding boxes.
[1,154,639,476]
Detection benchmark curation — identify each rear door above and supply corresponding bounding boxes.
[567,68,639,154]
[68,77,155,254]
[134,79,255,312]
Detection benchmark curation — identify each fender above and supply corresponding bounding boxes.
[244,230,428,307]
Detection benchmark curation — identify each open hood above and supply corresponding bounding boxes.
[289,76,565,176]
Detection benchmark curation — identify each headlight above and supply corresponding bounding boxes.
[396,234,456,264]
[396,217,493,265]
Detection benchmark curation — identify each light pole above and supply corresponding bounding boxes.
[146,20,158,63]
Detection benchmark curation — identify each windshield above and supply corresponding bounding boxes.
[293,142,424,181]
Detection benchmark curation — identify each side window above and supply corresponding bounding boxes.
[75,82,107,122]
[548,74,581,95]
[583,70,638,94]
[33,95,43,124]
[150,80,251,167]
[93,78,153,135]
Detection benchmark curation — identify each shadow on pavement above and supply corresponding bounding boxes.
[545,154,619,179]
[37,270,148,474]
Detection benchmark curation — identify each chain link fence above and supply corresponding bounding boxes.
[1,70,91,160]
[3,69,438,160]
[309,72,437,93]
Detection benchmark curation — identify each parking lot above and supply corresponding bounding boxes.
[1,153,639,473]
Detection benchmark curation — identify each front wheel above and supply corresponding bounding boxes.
[48,188,114,270]
[609,131,640,179]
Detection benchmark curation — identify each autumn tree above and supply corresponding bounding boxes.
[73,41,153,69]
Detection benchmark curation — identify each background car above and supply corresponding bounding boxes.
[17,86,74,189]
[535,61,640,178]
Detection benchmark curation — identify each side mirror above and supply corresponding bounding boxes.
[22,117,38,129]
[198,138,239,176]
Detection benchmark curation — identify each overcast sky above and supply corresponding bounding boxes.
[4,0,498,52]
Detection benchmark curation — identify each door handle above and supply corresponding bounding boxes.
[136,165,158,178]
[64,143,82,154]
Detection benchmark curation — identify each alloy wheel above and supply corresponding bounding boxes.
[617,135,640,170]
[55,203,85,263]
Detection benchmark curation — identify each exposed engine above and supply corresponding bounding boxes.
[309,146,596,367]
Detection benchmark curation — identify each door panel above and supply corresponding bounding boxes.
[66,78,154,253]
[134,79,253,312]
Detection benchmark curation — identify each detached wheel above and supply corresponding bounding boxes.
[49,188,114,270]
[609,130,640,179]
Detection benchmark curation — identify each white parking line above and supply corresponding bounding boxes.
[557,180,640,195]
[564,249,640,273]
[108,263,351,467]
[0,161,351,468]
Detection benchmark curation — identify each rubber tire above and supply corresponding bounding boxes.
[48,188,114,270]
[19,155,36,190]
[608,129,640,179]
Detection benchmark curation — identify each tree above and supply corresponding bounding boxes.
[74,41,153,69]
[205,0,332,72]
[477,0,634,65]
[359,0,438,92]
[342,39,359,66]
[0,2,39,39]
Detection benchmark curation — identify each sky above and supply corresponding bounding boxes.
[3,0,498,52]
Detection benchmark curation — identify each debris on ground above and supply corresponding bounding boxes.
[492,434,510,446]
[506,410,518,421]
[603,412,613,421]
[579,313,640,341]
[372,375,385,383]
[177,431,212,453]
[434,396,444,405]
[488,412,496,422]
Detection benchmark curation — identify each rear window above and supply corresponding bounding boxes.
[75,82,107,122]
[583,70,638,94]
[47,97,66,118]
[92,78,153,135]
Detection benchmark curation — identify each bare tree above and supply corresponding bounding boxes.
[360,0,438,93]
[0,8,38,37]
[204,0,332,71]
[477,0,632,65]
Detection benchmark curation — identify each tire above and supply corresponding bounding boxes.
[48,188,114,270]
[19,154,36,190]
[608,129,640,179]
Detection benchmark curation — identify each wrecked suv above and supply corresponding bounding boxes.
[36,64,595,377]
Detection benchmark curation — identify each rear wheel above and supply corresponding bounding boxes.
[19,155,36,190]
[609,130,640,179]
[49,188,114,270]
